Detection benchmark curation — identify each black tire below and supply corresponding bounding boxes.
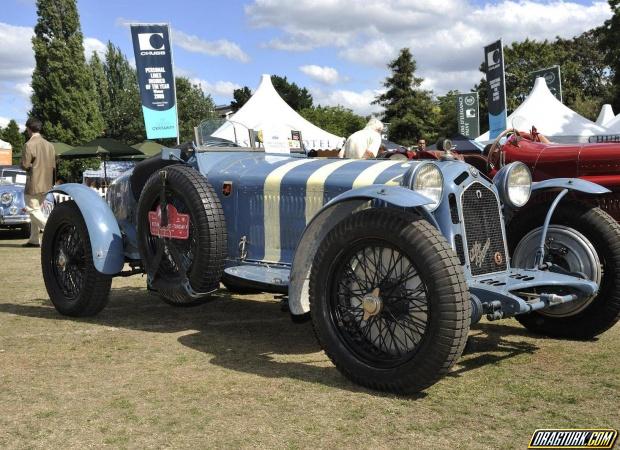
[310,209,470,394]
[41,201,112,316]
[508,201,620,339]
[20,223,31,239]
[137,165,227,306]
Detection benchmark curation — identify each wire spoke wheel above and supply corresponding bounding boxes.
[310,209,470,394]
[41,201,111,317]
[331,242,429,367]
[52,223,87,299]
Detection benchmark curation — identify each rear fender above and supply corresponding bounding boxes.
[50,184,124,275]
[288,185,435,316]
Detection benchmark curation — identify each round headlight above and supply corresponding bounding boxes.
[8,206,18,215]
[411,163,443,211]
[494,162,532,208]
[1,192,13,206]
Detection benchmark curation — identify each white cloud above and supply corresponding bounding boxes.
[0,22,34,81]
[311,87,384,116]
[299,65,341,84]
[246,0,612,94]
[190,78,242,99]
[83,37,107,60]
[172,30,250,63]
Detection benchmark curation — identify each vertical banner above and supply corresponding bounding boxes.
[531,65,562,102]
[484,39,507,139]
[130,24,179,140]
[456,92,480,139]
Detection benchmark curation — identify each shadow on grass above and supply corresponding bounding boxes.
[0,287,544,396]
[449,322,540,377]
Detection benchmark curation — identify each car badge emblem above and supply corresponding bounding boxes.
[469,167,479,177]
[469,238,491,268]
[475,190,482,199]
[222,181,233,197]
[494,252,503,265]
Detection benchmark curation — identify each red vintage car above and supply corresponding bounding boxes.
[461,128,620,221]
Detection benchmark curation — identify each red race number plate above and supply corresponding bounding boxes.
[148,204,190,240]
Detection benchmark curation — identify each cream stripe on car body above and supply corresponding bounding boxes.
[304,159,355,224]
[352,160,402,188]
[263,158,316,262]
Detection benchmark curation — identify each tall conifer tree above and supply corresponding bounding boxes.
[30,0,104,145]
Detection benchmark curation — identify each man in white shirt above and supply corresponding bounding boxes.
[339,117,384,159]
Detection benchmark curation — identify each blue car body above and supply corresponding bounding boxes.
[51,146,607,321]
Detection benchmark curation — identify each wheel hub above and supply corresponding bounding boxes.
[57,250,67,271]
[362,287,382,321]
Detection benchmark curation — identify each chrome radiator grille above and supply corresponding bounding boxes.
[461,182,507,276]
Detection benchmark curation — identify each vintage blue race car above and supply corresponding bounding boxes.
[41,143,620,393]
[0,166,30,237]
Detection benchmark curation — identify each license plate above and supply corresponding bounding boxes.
[148,204,190,240]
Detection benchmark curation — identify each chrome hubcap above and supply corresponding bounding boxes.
[513,225,601,317]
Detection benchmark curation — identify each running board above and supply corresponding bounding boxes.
[224,265,290,291]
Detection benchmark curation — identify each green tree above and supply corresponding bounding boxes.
[599,0,620,111]
[230,86,252,112]
[175,77,215,142]
[103,42,144,144]
[374,48,437,145]
[1,120,26,165]
[30,0,104,145]
[435,90,460,138]
[89,51,111,121]
[271,75,313,111]
[299,106,366,138]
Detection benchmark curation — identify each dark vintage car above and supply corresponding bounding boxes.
[40,142,620,394]
[0,166,30,237]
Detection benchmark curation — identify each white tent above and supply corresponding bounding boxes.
[476,77,605,143]
[0,138,11,150]
[602,113,620,134]
[211,74,344,149]
[595,104,615,127]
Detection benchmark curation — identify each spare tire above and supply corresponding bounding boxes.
[136,165,227,306]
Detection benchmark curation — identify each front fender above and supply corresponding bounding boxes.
[288,185,435,316]
[50,184,124,275]
[532,178,610,195]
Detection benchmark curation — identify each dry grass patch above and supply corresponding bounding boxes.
[0,229,618,449]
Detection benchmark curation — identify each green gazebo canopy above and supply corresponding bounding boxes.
[61,138,144,159]
[131,140,164,157]
[51,141,74,156]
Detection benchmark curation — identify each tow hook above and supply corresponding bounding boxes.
[485,300,503,321]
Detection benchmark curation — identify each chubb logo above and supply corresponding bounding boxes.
[138,33,166,55]
[487,49,501,70]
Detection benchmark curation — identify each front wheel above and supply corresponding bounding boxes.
[310,209,470,394]
[508,202,620,339]
[41,201,112,316]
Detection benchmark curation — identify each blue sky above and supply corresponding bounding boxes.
[0,0,612,127]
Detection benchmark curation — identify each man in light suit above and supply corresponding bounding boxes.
[20,117,56,247]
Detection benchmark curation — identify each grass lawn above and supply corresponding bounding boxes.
[0,229,618,449]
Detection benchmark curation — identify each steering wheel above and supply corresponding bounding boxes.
[487,128,519,172]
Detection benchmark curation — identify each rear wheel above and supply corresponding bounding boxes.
[41,201,111,316]
[508,202,620,339]
[310,209,470,394]
[137,165,227,306]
